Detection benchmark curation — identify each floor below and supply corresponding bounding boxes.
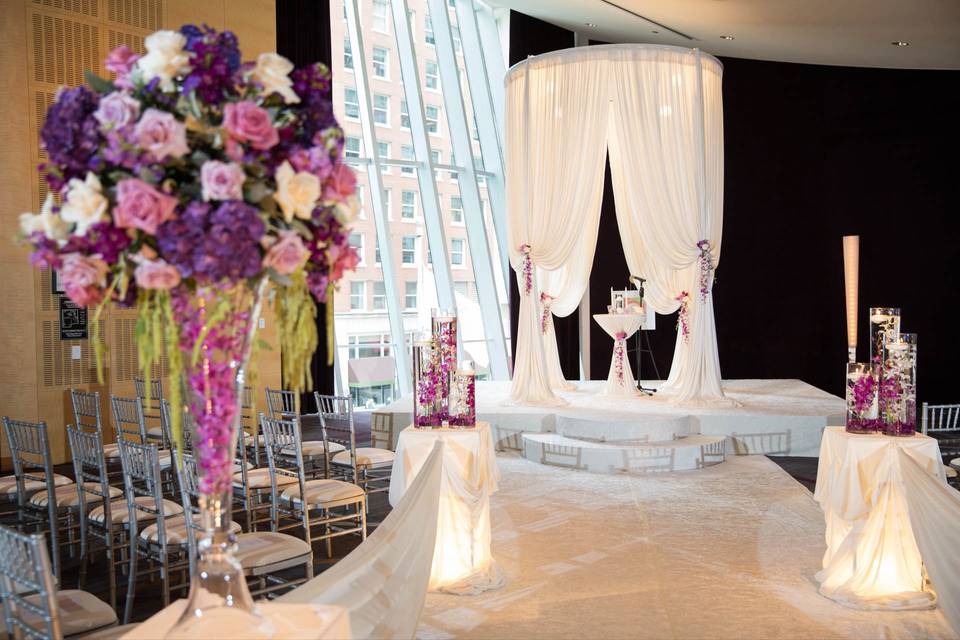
[417,453,954,640]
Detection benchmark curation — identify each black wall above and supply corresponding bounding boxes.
[508,12,960,404]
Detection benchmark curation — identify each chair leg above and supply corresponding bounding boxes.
[47,501,60,581]
[123,534,138,624]
[106,531,117,613]
[360,498,367,540]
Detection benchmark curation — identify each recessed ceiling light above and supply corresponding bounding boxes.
[891,41,909,47]
[720,35,735,40]
[585,22,597,27]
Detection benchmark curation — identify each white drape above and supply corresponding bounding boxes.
[279,441,444,639]
[506,44,726,406]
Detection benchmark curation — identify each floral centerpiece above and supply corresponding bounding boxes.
[18,25,359,624]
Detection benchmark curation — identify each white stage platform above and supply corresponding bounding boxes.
[380,379,845,468]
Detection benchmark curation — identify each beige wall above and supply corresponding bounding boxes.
[0,0,278,465]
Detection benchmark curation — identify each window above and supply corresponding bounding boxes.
[450,196,463,224]
[449,151,459,181]
[372,281,386,310]
[381,187,391,219]
[425,105,440,134]
[400,100,410,129]
[430,149,441,166]
[377,141,390,173]
[404,281,417,310]
[471,114,479,140]
[452,25,462,53]
[372,0,389,33]
[345,87,359,119]
[373,93,389,126]
[425,11,435,45]
[344,37,353,71]
[374,238,381,265]
[451,238,464,266]
[347,334,390,359]
[400,145,415,175]
[474,155,485,184]
[454,281,469,297]
[372,47,389,79]
[425,60,439,90]
[350,281,366,311]
[448,0,456,7]
[401,190,417,220]
[401,236,416,264]
[349,232,364,265]
[345,136,361,159]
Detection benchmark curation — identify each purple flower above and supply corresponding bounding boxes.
[179,24,241,105]
[291,63,337,142]
[94,91,140,129]
[40,86,102,191]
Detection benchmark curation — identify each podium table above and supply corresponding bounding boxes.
[593,313,645,397]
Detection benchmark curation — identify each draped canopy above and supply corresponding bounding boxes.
[506,44,726,405]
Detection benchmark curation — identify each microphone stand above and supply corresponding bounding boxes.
[630,276,656,396]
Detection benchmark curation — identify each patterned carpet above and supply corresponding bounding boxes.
[418,454,953,640]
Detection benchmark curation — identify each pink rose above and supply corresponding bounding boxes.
[323,162,357,203]
[134,258,181,290]
[94,91,140,129]
[201,160,245,201]
[290,146,333,181]
[134,108,189,161]
[105,45,139,90]
[262,230,310,275]
[113,178,178,234]
[222,101,278,150]
[60,253,109,307]
[327,243,360,281]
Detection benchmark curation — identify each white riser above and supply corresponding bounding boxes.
[520,433,727,474]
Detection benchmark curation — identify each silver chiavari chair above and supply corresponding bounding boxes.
[265,387,299,421]
[317,394,395,504]
[70,389,122,465]
[240,386,265,467]
[0,525,127,640]
[921,402,960,484]
[176,451,312,597]
[370,412,396,451]
[261,415,366,560]
[233,414,286,533]
[115,440,185,624]
[66,426,124,612]
[133,377,165,446]
[112,396,174,494]
[2,418,74,582]
[265,388,341,478]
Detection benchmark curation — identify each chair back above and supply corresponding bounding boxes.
[172,453,206,576]
[116,440,166,542]
[265,388,299,420]
[315,394,357,483]
[0,525,61,640]
[160,400,193,456]
[921,403,960,434]
[2,418,55,509]
[370,412,394,451]
[134,377,164,416]
[260,415,308,515]
[70,388,102,435]
[66,426,113,521]
[110,396,147,444]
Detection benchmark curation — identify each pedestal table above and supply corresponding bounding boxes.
[593,313,645,397]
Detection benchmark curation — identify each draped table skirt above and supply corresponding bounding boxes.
[389,422,504,595]
[813,427,945,610]
[593,313,645,397]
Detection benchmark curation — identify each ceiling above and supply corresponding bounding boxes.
[488,0,960,70]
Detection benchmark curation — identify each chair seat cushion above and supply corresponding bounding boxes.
[231,460,255,474]
[234,468,298,489]
[102,442,122,459]
[23,589,117,637]
[244,434,267,447]
[281,478,364,508]
[235,532,311,571]
[945,463,958,478]
[332,447,395,468]
[293,440,345,458]
[29,483,122,509]
[89,496,183,525]
[140,514,242,546]
[0,472,73,497]
[146,426,164,440]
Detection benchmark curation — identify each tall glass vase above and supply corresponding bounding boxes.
[169,279,268,633]
[882,333,918,437]
[431,310,457,424]
[413,338,441,428]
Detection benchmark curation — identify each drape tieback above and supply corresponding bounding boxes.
[675,291,690,344]
[539,292,554,334]
[519,244,532,295]
[696,239,715,302]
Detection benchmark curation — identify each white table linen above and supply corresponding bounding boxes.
[593,313,644,397]
[813,427,944,610]
[122,602,350,639]
[389,422,504,595]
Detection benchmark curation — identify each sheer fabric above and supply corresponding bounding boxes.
[278,441,444,639]
[505,44,726,405]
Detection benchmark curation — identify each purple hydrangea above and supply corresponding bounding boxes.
[61,222,132,266]
[156,200,264,283]
[179,24,241,105]
[40,87,102,191]
[291,63,337,142]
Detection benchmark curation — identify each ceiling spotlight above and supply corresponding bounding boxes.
[720,35,735,40]
[891,41,909,46]
[585,22,597,27]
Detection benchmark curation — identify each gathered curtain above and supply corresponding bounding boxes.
[506,44,726,405]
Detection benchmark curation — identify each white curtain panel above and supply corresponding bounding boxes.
[505,44,726,405]
[279,441,444,639]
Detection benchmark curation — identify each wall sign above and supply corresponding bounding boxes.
[59,296,88,340]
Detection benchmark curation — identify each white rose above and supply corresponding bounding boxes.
[273,161,320,223]
[334,194,360,225]
[253,53,300,104]
[136,30,191,91]
[60,173,108,236]
[19,194,70,243]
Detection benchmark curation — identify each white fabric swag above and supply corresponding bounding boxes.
[506,44,725,405]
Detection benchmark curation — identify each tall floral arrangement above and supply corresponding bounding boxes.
[18,26,359,456]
